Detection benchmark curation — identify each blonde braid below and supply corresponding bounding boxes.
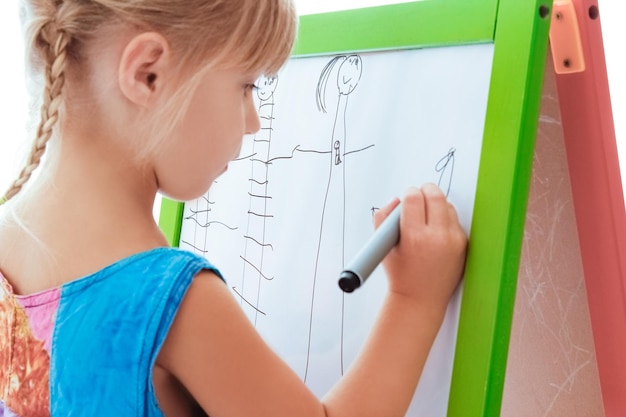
[0,0,297,207]
[0,12,70,205]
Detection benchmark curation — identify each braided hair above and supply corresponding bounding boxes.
[1,0,297,204]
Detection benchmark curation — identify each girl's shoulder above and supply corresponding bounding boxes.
[0,246,224,416]
[60,247,223,296]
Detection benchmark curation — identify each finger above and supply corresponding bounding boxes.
[399,186,426,231]
[447,202,460,225]
[373,197,401,229]
[421,183,449,227]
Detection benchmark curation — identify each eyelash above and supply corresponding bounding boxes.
[244,83,258,93]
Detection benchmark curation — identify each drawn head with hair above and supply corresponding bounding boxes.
[0,0,297,204]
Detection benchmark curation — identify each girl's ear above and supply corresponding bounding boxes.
[118,32,172,107]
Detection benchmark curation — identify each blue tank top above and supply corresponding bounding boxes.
[0,247,221,416]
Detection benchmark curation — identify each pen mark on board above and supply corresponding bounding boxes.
[184,216,239,231]
[436,147,456,197]
[235,152,257,162]
[181,240,209,254]
[232,287,267,316]
[305,54,370,384]
[238,75,280,325]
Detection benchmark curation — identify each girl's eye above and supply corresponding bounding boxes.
[244,83,258,93]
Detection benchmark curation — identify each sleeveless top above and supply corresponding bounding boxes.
[0,247,222,417]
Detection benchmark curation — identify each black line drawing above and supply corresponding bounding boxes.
[182,77,282,321]
[436,147,456,197]
[180,57,374,387]
[172,47,486,414]
[233,75,280,323]
[181,188,239,255]
[304,55,369,383]
[232,287,267,315]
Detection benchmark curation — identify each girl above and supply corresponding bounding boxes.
[0,0,467,416]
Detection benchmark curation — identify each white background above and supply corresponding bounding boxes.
[0,0,624,200]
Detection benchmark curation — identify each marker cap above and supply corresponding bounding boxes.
[338,271,362,293]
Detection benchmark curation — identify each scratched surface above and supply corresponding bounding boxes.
[500,56,605,417]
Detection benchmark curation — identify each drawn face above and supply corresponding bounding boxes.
[256,75,279,102]
[337,55,362,95]
[153,67,261,201]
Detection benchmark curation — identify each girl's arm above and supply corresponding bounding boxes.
[157,183,467,417]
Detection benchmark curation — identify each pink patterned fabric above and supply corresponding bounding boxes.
[0,271,52,417]
[14,287,61,354]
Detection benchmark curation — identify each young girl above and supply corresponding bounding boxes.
[0,0,467,416]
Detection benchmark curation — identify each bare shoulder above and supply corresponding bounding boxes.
[156,270,326,417]
[158,270,242,353]
[156,270,233,368]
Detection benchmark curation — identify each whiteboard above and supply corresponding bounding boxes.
[179,43,494,416]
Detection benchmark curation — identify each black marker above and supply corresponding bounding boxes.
[338,204,401,292]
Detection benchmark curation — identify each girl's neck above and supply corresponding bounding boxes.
[0,130,169,294]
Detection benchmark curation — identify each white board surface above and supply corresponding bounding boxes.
[180,43,494,416]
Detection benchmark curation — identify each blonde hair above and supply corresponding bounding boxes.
[0,0,297,204]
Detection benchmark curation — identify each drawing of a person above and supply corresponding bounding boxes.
[237,75,280,324]
[181,76,280,325]
[304,55,366,389]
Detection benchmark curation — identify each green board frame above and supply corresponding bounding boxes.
[159,1,552,415]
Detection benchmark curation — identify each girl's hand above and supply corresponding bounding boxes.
[373,184,467,316]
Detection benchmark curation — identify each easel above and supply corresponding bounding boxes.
[157,1,625,415]
[502,1,626,416]
[555,1,626,414]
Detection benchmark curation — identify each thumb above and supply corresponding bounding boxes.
[373,197,401,229]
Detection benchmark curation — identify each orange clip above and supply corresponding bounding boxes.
[549,0,586,74]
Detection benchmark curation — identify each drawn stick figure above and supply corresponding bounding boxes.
[182,77,281,322]
[235,75,279,324]
[304,55,363,386]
